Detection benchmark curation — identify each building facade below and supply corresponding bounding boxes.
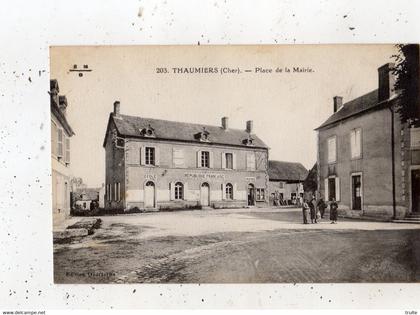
[268,160,308,206]
[50,79,75,225]
[103,102,269,211]
[316,60,420,220]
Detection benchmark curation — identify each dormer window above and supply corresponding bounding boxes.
[140,124,156,138]
[243,136,254,146]
[195,127,210,142]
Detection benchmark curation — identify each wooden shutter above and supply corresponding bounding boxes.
[65,137,70,164]
[335,177,340,201]
[196,150,201,168]
[127,146,140,164]
[155,147,160,166]
[221,152,226,169]
[221,183,226,200]
[140,147,145,165]
[169,182,175,201]
[183,182,188,201]
[232,152,237,169]
[57,128,63,158]
[209,151,214,168]
[233,183,237,200]
[324,178,329,201]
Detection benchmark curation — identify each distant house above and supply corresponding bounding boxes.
[74,188,100,210]
[51,79,75,224]
[268,160,308,205]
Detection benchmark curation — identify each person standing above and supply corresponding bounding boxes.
[330,198,338,224]
[309,197,317,223]
[317,198,327,219]
[302,199,310,224]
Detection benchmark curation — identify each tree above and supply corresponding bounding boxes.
[392,44,420,126]
[303,163,317,193]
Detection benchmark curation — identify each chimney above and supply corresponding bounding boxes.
[113,101,120,115]
[246,120,253,134]
[221,117,229,130]
[378,63,396,102]
[333,96,343,113]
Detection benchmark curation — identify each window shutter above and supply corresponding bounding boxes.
[170,182,175,201]
[140,147,145,165]
[209,151,214,168]
[196,150,201,168]
[232,152,237,170]
[65,137,70,164]
[221,183,226,200]
[324,178,329,201]
[57,128,63,158]
[233,183,237,200]
[183,182,188,201]
[155,147,160,166]
[221,152,226,169]
[335,177,340,201]
[127,146,140,164]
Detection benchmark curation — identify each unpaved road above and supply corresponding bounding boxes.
[54,208,420,283]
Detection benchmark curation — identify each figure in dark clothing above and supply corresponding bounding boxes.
[330,198,338,224]
[309,197,317,223]
[302,200,310,224]
[317,198,327,219]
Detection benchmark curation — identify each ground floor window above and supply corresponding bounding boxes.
[225,183,233,200]
[256,188,265,201]
[175,182,184,200]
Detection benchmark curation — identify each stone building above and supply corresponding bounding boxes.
[315,60,420,220]
[50,79,75,224]
[103,102,269,211]
[268,160,308,205]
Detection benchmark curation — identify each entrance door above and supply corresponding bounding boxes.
[328,177,336,201]
[248,184,255,206]
[144,181,155,208]
[412,170,420,212]
[200,183,210,206]
[352,175,362,210]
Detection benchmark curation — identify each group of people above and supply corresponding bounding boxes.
[302,196,338,224]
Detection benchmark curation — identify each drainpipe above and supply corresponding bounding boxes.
[390,104,397,220]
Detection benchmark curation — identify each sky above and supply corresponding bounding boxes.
[50,45,397,187]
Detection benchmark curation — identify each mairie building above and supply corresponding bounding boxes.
[103,102,269,211]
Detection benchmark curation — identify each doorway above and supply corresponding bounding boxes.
[248,183,255,206]
[200,182,210,206]
[144,181,155,208]
[328,177,336,201]
[351,174,362,210]
[412,170,420,212]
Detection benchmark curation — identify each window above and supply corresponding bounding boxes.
[246,153,256,170]
[225,183,233,200]
[201,151,210,168]
[114,183,117,201]
[256,188,265,201]
[225,153,233,169]
[145,147,155,165]
[173,149,184,167]
[327,136,337,163]
[350,128,362,159]
[175,182,184,200]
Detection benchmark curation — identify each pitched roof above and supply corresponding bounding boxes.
[315,89,385,130]
[268,160,308,182]
[107,114,269,149]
